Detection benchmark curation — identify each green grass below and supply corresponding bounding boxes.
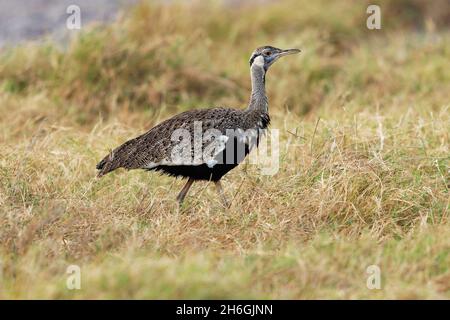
[2,228,448,299]
[0,0,449,299]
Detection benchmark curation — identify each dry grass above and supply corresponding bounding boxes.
[0,0,449,299]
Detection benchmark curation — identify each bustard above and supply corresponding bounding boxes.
[96,46,300,206]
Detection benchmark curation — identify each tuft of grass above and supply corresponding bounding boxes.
[0,0,449,299]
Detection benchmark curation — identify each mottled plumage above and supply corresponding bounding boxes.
[96,46,300,205]
[97,108,269,177]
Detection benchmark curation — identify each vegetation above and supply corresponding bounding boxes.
[0,0,448,299]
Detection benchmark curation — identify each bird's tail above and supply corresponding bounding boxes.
[96,149,117,178]
[96,136,142,177]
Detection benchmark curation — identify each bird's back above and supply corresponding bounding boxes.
[96,107,269,177]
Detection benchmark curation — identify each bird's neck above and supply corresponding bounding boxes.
[247,63,268,114]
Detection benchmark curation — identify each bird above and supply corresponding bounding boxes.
[96,46,300,206]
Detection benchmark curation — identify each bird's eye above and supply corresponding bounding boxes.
[264,51,272,56]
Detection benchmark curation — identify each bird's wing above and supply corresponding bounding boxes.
[152,107,246,167]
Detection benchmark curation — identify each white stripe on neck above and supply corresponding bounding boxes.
[252,55,264,68]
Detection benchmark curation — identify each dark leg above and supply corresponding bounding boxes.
[176,178,194,205]
[214,180,229,208]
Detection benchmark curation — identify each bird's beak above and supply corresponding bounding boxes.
[279,48,301,57]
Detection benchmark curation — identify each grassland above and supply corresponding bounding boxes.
[0,0,449,299]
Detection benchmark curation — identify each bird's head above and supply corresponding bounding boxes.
[249,46,300,71]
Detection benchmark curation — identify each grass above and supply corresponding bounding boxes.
[0,0,449,299]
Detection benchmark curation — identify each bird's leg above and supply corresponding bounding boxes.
[214,180,230,208]
[176,178,194,205]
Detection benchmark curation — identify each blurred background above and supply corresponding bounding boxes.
[0,0,448,47]
[0,0,136,47]
[1,0,448,124]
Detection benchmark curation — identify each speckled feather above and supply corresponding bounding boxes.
[96,107,270,177]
